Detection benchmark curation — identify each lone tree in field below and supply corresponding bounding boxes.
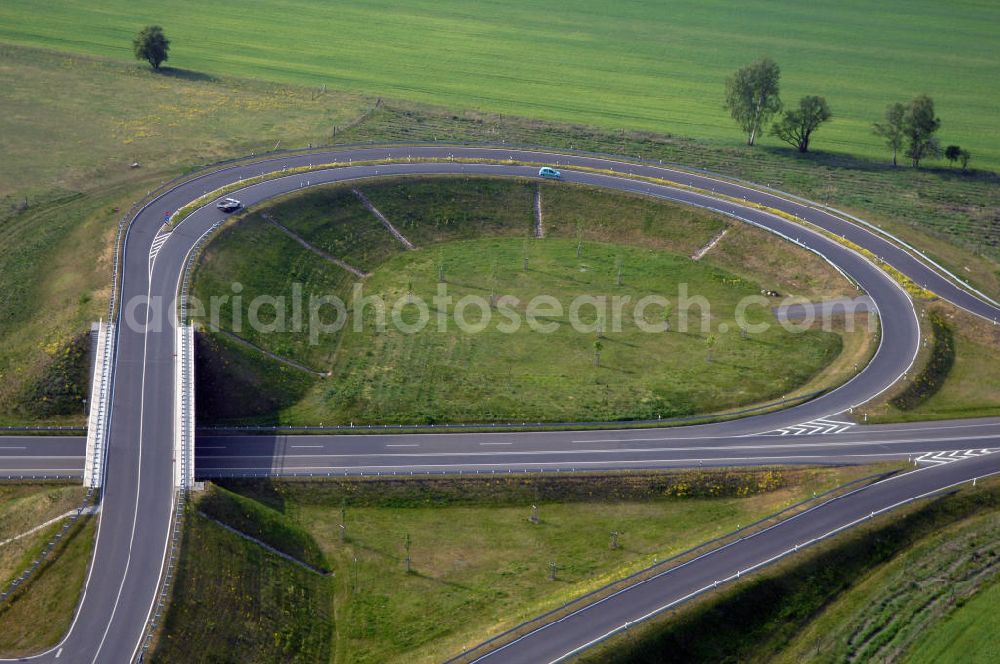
[873,102,906,166]
[133,25,170,70]
[771,96,831,153]
[903,95,941,168]
[945,145,972,172]
[724,58,782,146]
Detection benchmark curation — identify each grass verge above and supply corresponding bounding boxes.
[0,516,95,657]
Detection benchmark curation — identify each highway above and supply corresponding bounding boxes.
[2,419,1000,479]
[1,145,999,663]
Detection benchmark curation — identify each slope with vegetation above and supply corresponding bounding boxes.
[152,465,889,663]
[191,177,870,425]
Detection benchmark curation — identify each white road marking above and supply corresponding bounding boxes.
[193,432,1000,461]
[291,445,322,449]
[386,444,419,448]
[147,232,171,277]
[757,417,856,437]
[571,419,1000,444]
[197,451,917,475]
[914,449,993,466]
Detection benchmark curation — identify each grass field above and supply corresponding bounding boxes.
[154,466,884,663]
[906,576,1000,664]
[192,177,865,425]
[1,1,998,169]
[578,474,1000,664]
[0,483,93,657]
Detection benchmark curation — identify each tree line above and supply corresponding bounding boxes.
[724,57,972,170]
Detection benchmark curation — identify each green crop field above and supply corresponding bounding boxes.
[1,0,997,168]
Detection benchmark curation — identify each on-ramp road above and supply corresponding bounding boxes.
[2,146,999,663]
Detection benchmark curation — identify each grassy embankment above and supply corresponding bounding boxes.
[191,177,870,425]
[861,300,1000,423]
[1,37,997,426]
[578,474,1000,664]
[0,483,93,657]
[152,465,888,663]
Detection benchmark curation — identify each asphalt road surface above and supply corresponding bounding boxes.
[2,146,999,663]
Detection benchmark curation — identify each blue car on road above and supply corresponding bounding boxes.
[538,166,562,179]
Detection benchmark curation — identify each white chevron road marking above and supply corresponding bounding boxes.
[148,232,171,277]
[914,449,993,466]
[758,417,855,437]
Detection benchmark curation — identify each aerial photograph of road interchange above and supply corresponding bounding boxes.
[1,1,999,662]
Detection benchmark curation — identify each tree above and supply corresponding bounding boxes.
[903,95,941,168]
[770,96,831,153]
[705,334,717,363]
[133,25,170,70]
[661,302,672,332]
[593,339,603,367]
[724,58,782,146]
[959,149,972,172]
[945,145,962,167]
[873,102,906,166]
[945,145,972,172]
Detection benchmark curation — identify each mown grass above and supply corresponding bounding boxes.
[156,465,883,663]
[578,475,1000,664]
[906,576,1000,664]
[294,236,841,424]
[2,1,997,169]
[192,177,864,425]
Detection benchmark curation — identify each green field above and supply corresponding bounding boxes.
[154,466,884,663]
[907,577,1000,664]
[1,1,998,168]
[192,177,869,425]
